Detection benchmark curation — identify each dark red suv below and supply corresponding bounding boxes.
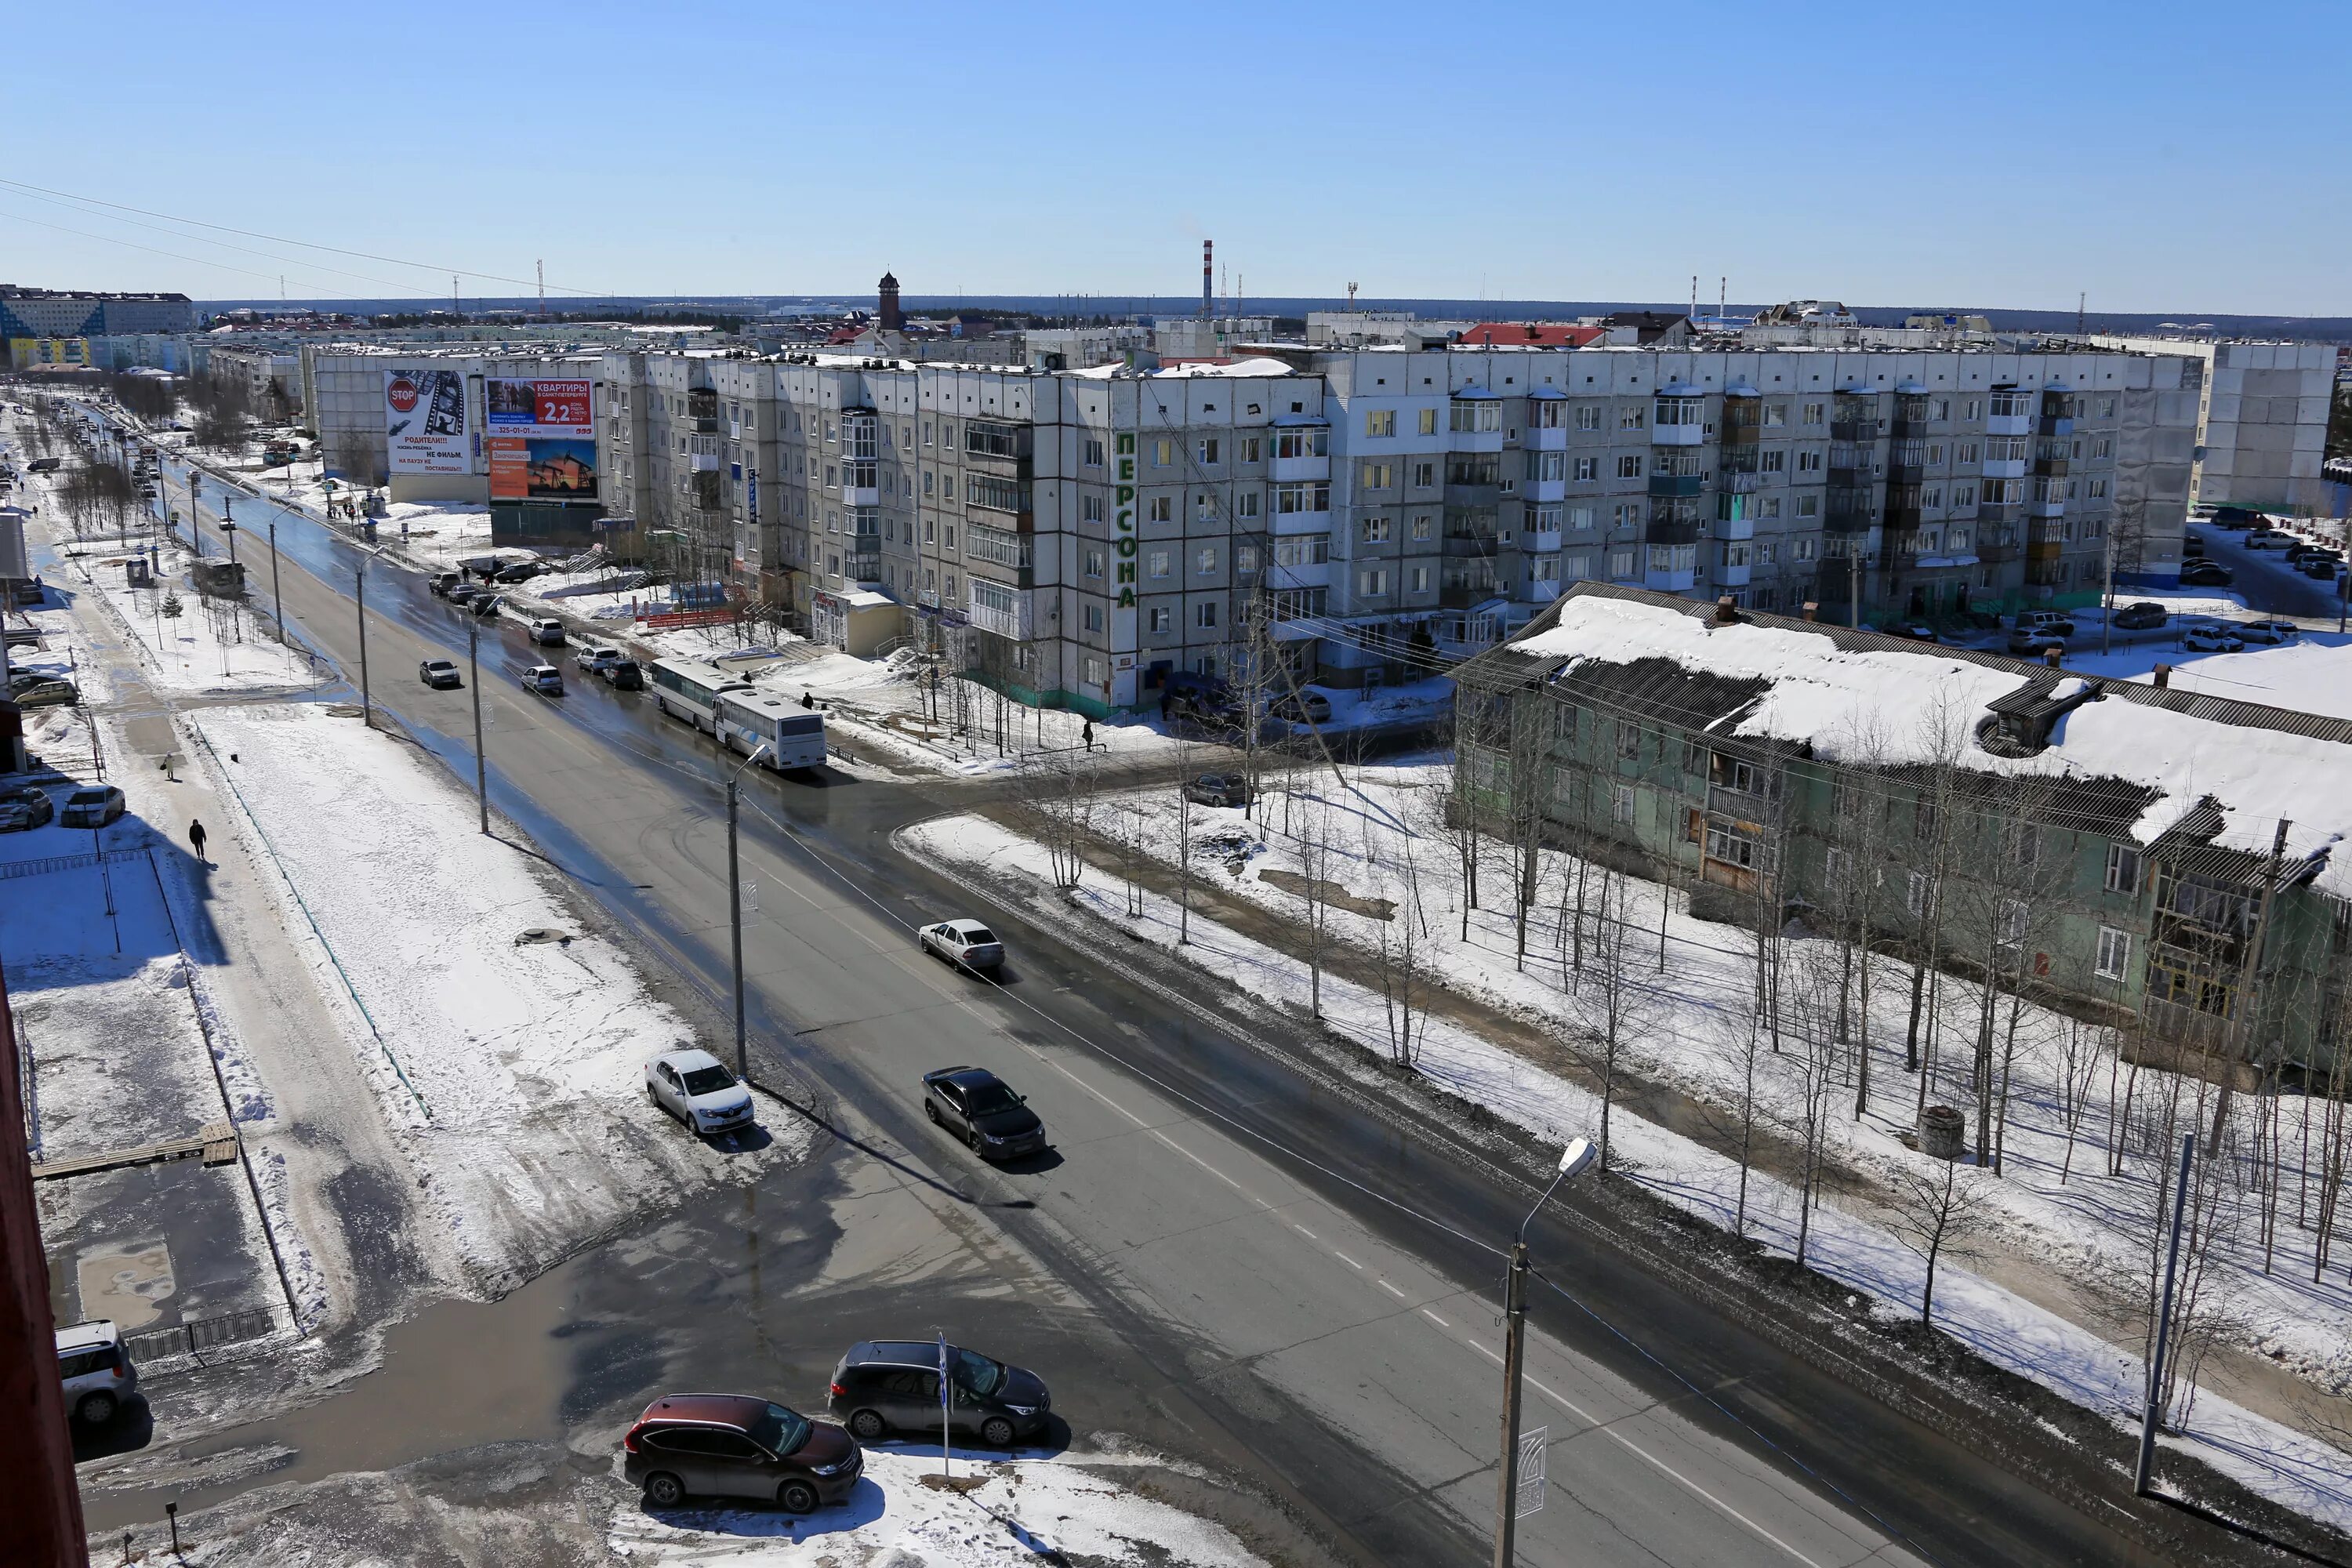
[622,1393,862,1512]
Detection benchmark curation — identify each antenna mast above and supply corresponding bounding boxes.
[538,260,546,319]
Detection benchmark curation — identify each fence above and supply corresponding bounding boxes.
[124,1305,285,1369]
[0,851,102,880]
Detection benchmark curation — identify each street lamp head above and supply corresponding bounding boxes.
[1556,1138,1596,1181]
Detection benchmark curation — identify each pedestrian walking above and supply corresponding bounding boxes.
[1081,718,1094,752]
[188,818,209,862]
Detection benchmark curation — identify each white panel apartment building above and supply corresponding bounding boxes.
[597,342,2209,717]
[2092,338,2336,514]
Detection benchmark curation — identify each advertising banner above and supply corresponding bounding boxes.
[488,436,599,503]
[383,368,470,474]
[485,377,592,437]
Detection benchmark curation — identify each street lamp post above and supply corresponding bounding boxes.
[727,742,771,1080]
[468,612,488,833]
[354,560,372,728]
[1494,1138,1597,1568]
[222,497,238,565]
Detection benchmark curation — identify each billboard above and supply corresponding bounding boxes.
[485,377,597,503]
[383,368,470,474]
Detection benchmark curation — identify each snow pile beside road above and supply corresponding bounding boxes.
[187,703,806,1294]
[904,809,2352,1534]
[608,1446,1269,1567]
[69,535,324,695]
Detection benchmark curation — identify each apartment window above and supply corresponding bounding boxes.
[1083,602,1105,633]
[1610,547,1637,577]
[1410,513,1434,540]
[1196,600,1219,629]
[1612,783,1635,823]
[1612,501,1643,529]
[1764,403,1788,426]
[1963,398,1982,420]
[1796,450,1822,473]
[2100,397,2117,418]
[1615,720,1640,759]
[1762,449,1786,474]
[1417,408,1439,435]
[1359,567,1390,597]
[1085,655,1106,686]
[923,421,934,445]
[1907,871,1935,917]
[1082,493,1103,523]
[1793,537,1817,561]
[1616,454,1643,479]
[2092,437,2113,459]
[1954,482,1977,507]
[1196,492,1219,522]
[1997,898,2030,947]
[1140,604,1167,633]
[923,471,935,496]
[1759,496,1781,519]
[1573,456,1599,481]
[922,516,936,543]
[1236,491,1261,518]
[1563,551,1591,579]
[1362,516,1392,543]
[1361,462,1394,491]
[1365,409,1396,437]
[1148,548,1171,579]
[1083,437,1104,466]
[1152,438,1174,466]
[1575,405,1602,431]
[1236,542,1260,575]
[2088,477,2109,499]
[1149,495,1173,523]
[1410,459,1436,488]
[2096,927,2132,981]
[1192,545,1217,576]
[1239,436,1261,463]
[1803,402,1825,425]
[1410,565,1430,592]
[1083,546,1105,579]
[1567,504,1595,531]
[2105,843,2142,895]
[1198,437,1221,465]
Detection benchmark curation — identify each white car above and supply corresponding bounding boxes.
[2180,626,2243,652]
[521,663,564,695]
[2237,619,2299,646]
[574,644,624,673]
[530,618,567,646]
[920,918,1005,973]
[57,1319,137,1425]
[645,1047,756,1135]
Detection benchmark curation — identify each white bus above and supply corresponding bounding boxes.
[647,658,753,734]
[715,691,829,771]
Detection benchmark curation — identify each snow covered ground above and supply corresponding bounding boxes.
[902,804,2352,1533]
[608,1445,1269,1567]
[56,529,323,696]
[181,702,809,1296]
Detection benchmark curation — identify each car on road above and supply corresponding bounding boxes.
[529,618,567,646]
[644,1047,757,1136]
[622,1393,861,1513]
[601,657,645,691]
[0,785,54,832]
[829,1339,1051,1447]
[2209,505,2262,528]
[2014,609,2075,639]
[470,591,505,618]
[2245,528,2296,550]
[58,784,125,829]
[495,560,546,583]
[2179,561,2234,588]
[2006,630,2067,658]
[922,1065,1047,1160]
[2112,601,2169,631]
[1182,772,1253,808]
[520,663,564,695]
[57,1319,138,1427]
[920,918,1004,972]
[2238,620,2299,645]
[575,644,625,675]
[419,659,463,690]
[445,582,481,605]
[8,672,77,708]
[2181,626,2244,652]
[429,572,462,597]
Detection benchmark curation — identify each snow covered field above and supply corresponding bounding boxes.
[183,702,808,1296]
[903,803,2352,1532]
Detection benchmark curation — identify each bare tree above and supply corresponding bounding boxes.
[1014,745,1097,890]
[1776,941,1849,1267]
[2052,1018,2108,1184]
[1886,1152,1999,1325]
[1363,797,1431,1068]
[1173,740,1200,945]
[1568,866,1657,1171]
[1291,793,1341,1018]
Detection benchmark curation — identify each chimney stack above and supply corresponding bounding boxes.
[1801,601,1819,622]
[1202,240,1214,321]
[2043,646,2062,668]
[2152,662,2171,688]
[1714,595,1739,625]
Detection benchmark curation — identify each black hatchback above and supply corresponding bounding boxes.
[922,1065,1045,1160]
[829,1340,1051,1447]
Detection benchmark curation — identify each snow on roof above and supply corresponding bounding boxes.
[1512,590,2352,891]
[841,589,895,608]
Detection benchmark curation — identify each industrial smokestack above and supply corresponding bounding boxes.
[1202,240,1213,321]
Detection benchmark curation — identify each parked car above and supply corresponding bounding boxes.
[621,1393,861,1513]
[1881,619,1938,641]
[1182,772,1253,808]
[57,1319,138,1426]
[1160,670,1234,722]
[495,560,546,584]
[445,582,481,605]
[2112,601,2169,631]
[1269,689,1333,724]
[529,618,566,647]
[419,659,462,690]
[602,658,645,691]
[2006,630,2067,657]
[2181,626,2244,652]
[58,784,125,829]
[2014,609,2075,638]
[470,591,505,618]
[0,785,54,832]
[520,664,564,695]
[429,572,462,597]
[829,1339,1051,1447]
[920,918,1004,972]
[2238,620,2300,645]
[2178,561,2234,588]
[2210,505,2262,528]
[644,1047,756,1136]
[2301,555,2345,580]
[2245,529,2296,550]
[8,672,76,708]
[575,644,624,674]
[922,1065,1047,1160]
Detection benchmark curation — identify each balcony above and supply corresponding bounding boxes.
[1653,392,1707,448]
[964,419,1033,466]
[1891,395,1932,438]
[1272,503,1330,535]
[1830,418,1882,444]
[968,589,1033,641]
[1716,559,1751,586]
[1523,476,1566,503]
[1643,564,1697,593]
[1986,396,2032,437]
[1443,532,1501,558]
[1825,489,1878,533]
[844,550,882,586]
[1977,499,2023,527]
[1649,449,1704,499]
[1445,482,1503,509]
[1448,396,1505,454]
[841,460,879,507]
[1525,423,1567,452]
[1269,558,1330,590]
[1526,528,1564,552]
[2027,493,2067,520]
[1523,579,1563,603]
[1714,507,1754,542]
[1271,452,1330,483]
[1439,582,1500,609]
[1976,528,2020,563]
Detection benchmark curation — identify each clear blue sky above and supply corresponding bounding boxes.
[6,0,2345,316]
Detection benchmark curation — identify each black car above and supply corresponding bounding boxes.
[2302,555,2344,580]
[470,591,505,618]
[495,560,546,583]
[2112,601,2168,630]
[922,1065,1046,1160]
[601,657,645,690]
[829,1340,1051,1448]
[622,1393,862,1512]
[2179,561,2234,587]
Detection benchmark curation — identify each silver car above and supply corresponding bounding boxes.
[644,1048,757,1135]
[920,918,1004,972]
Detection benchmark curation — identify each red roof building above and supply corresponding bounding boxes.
[1456,321,1606,348]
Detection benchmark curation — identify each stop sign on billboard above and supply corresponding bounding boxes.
[387,376,419,413]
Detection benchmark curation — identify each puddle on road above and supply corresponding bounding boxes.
[78,1240,176,1330]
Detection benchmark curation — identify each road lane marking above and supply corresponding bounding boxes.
[1333,1251,1363,1270]
[1421,1309,1450,1328]
[1456,1336,1824,1566]
[1041,1058,1150,1127]
[1378,1279,1410,1300]
[1149,1130,1258,1200]
[1292,1224,1318,1240]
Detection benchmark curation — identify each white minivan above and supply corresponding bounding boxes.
[57,1319,137,1425]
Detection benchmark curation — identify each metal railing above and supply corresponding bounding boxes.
[125,1305,285,1369]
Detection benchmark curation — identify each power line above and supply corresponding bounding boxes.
[0,206,303,289]
[1,183,425,296]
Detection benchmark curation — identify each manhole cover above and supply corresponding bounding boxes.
[77,1241,177,1331]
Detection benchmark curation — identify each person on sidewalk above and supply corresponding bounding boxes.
[1081,718,1094,752]
[189,818,209,863]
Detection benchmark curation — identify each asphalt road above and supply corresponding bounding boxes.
[78,432,2164,1566]
[2186,521,2350,622]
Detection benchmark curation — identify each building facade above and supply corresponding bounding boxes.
[2094,338,2336,516]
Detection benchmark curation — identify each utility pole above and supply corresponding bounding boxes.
[2102,532,2116,655]
[222,497,238,564]
[726,743,771,1080]
[1494,1139,1595,1566]
[2135,1132,2196,1496]
[469,612,488,833]
[267,518,287,659]
[1848,546,1861,630]
[355,561,372,728]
